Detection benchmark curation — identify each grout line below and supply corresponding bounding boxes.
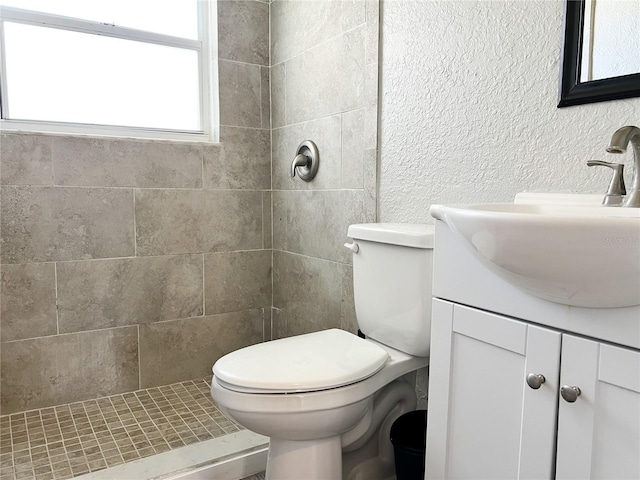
[132,189,137,258]
[201,146,205,191]
[180,381,230,436]
[271,21,367,67]
[0,184,269,192]
[268,0,273,129]
[144,388,184,449]
[54,262,60,335]
[283,62,287,127]
[259,66,264,130]
[218,124,268,132]
[137,325,141,391]
[78,400,109,470]
[340,113,344,188]
[202,254,206,317]
[271,248,350,266]
[270,248,274,341]
[2,324,144,346]
[58,402,89,475]
[218,57,268,69]
[261,192,265,250]
[271,106,365,132]
[104,396,133,462]
[133,389,171,453]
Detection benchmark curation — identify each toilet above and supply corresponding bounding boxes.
[210,223,434,480]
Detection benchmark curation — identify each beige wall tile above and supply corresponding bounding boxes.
[205,250,272,315]
[138,310,265,388]
[57,255,203,334]
[0,327,138,415]
[285,26,365,125]
[342,109,365,189]
[273,190,365,263]
[219,60,262,128]
[218,0,269,66]
[265,307,273,341]
[272,307,286,340]
[204,127,271,190]
[270,63,286,129]
[416,366,429,410]
[272,115,342,190]
[261,66,271,129]
[202,143,223,186]
[340,264,358,335]
[270,0,365,65]
[51,136,203,188]
[135,189,263,256]
[272,251,341,337]
[263,190,272,249]
[0,133,53,186]
[364,62,379,149]
[0,263,57,342]
[365,0,380,65]
[364,148,378,222]
[1,186,134,264]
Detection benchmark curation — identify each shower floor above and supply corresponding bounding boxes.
[0,378,244,480]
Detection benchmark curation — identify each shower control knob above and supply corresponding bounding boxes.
[560,385,581,403]
[526,373,546,389]
[290,140,319,181]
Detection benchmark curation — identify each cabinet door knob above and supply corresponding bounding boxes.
[560,385,581,403]
[526,373,546,389]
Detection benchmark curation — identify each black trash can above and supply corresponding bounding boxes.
[390,409,427,480]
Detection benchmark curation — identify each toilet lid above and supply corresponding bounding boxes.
[213,329,390,394]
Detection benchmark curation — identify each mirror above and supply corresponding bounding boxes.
[558,0,640,107]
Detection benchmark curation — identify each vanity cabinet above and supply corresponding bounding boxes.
[555,334,640,479]
[425,221,640,480]
[427,300,561,479]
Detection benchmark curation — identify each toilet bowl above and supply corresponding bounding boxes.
[211,223,434,479]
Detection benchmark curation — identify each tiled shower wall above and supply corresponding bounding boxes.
[0,0,272,415]
[269,0,379,337]
[1,0,386,416]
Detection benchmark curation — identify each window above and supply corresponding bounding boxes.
[0,1,218,141]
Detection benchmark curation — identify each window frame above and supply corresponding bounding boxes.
[0,2,219,142]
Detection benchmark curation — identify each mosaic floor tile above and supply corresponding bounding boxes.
[0,378,240,480]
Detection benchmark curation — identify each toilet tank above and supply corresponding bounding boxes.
[347,223,434,357]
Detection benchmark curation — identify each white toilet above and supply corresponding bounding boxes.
[211,223,434,479]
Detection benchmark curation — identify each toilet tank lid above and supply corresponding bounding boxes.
[347,223,434,249]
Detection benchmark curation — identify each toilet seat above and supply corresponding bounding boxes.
[213,329,390,394]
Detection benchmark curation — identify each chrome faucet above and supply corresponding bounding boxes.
[607,126,640,207]
[586,160,625,205]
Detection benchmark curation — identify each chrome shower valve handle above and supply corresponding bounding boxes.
[290,140,319,182]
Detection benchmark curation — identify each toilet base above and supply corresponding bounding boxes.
[266,436,342,480]
[261,379,418,480]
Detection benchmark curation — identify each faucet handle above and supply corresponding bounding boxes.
[587,160,626,205]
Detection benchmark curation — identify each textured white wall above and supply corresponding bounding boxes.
[379,0,640,223]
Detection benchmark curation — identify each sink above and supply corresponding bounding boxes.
[430,196,640,308]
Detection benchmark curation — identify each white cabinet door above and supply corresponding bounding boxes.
[556,335,640,479]
[426,300,561,480]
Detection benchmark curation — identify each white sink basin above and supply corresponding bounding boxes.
[430,199,640,308]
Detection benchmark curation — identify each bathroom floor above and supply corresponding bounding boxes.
[0,378,243,480]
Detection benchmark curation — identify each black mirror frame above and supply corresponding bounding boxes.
[558,0,640,108]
